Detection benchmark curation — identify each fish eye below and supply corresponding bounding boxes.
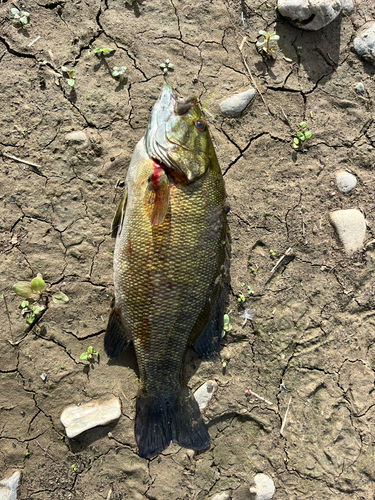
[195,120,206,132]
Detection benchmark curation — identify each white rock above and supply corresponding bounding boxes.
[194,380,218,411]
[355,82,365,93]
[0,470,22,500]
[353,23,375,65]
[219,89,256,116]
[210,492,231,500]
[329,209,366,254]
[249,473,275,500]
[65,130,89,148]
[277,0,353,31]
[61,395,121,438]
[336,170,357,193]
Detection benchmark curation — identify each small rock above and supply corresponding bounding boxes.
[193,380,218,411]
[353,23,375,65]
[329,209,366,254]
[355,82,365,93]
[249,474,275,500]
[61,395,121,438]
[219,89,256,116]
[210,492,231,500]
[40,372,47,381]
[65,130,89,148]
[277,0,353,31]
[336,170,357,193]
[0,470,22,500]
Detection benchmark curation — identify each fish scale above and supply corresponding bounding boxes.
[105,86,230,458]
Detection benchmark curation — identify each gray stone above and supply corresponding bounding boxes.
[0,470,22,500]
[277,0,353,31]
[219,89,256,116]
[336,170,357,193]
[353,23,375,65]
[65,130,89,148]
[194,380,217,411]
[61,395,121,438]
[249,474,275,500]
[329,209,366,254]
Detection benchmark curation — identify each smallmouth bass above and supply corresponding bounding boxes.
[105,86,230,458]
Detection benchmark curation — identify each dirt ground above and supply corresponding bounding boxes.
[1,0,375,498]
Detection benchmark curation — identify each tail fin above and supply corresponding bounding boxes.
[135,388,210,458]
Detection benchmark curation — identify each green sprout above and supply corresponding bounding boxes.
[256,30,280,60]
[292,122,312,150]
[112,66,127,83]
[71,464,77,472]
[13,275,69,325]
[160,59,174,74]
[238,293,245,303]
[221,313,232,338]
[247,285,253,295]
[92,47,115,56]
[61,67,75,87]
[11,8,30,26]
[21,301,40,325]
[80,346,99,363]
[25,451,30,457]
[270,249,276,257]
[25,351,32,360]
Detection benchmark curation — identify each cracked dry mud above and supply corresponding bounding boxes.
[1,0,375,499]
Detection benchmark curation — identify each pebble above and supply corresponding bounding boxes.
[0,470,22,500]
[355,82,365,93]
[329,209,366,254]
[249,473,275,500]
[277,0,353,31]
[336,170,357,193]
[353,23,375,65]
[210,493,231,500]
[65,130,89,148]
[194,380,218,411]
[60,395,121,438]
[219,89,256,116]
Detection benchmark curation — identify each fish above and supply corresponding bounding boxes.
[104,85,230,459]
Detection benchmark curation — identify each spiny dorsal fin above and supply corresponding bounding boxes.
[144,164,170,226]
[111,188,128,238]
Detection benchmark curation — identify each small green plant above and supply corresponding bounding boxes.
[222,352,230,368]
[249,265,259,273]
[256,30,280,59]
[80,346,99,363]
[92,47,115,56]
[238,292,245,303]
[247,285,253,295]
[293,122,312,150]
[269,249,276,257]
[25,451,30,457]
[60,364,65,369]
[112,66,127,82]
[71,464,77,472]
[160,59,174,74]
[11,8,30,26]
[13,274,69,325]
[61,67,75,87]
[25,351,32,360]
[221,313,232,338]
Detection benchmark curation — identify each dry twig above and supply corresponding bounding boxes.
[280,396,292,436]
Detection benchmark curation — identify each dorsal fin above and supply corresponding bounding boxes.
[111,188,128,238]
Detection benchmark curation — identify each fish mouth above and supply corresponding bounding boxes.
[145,86,198,176]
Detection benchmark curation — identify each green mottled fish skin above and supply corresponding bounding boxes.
[106,86,230,458]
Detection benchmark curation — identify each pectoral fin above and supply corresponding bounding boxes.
[111,188,128,238]
[144,165,170,226]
